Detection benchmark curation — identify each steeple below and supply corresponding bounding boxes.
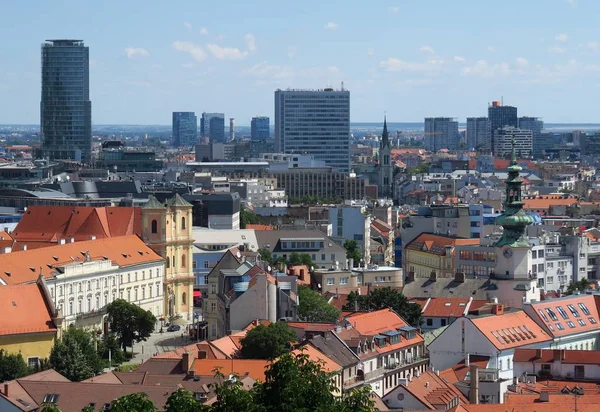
[381,116,390,149]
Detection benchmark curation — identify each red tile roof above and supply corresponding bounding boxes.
[291,345,341,373]
[522,196,579,211]
[406,233,479,256]
[470,311,552,350]
[400,370,468,409]
[514,348,600,365]
[191,359,270,382]
[524,295,600,338]
[0,282,56,336]
[420,298,489,318]
[0,230,14,250]
[245,224,273,231]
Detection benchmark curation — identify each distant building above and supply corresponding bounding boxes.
[229,118,235,141]
[268,168,365,201]
[518,116,544,158]
[466,117,490,151]
[201,113,225,143]
[580,132,600,157]
[329,205,371,263]
[493,127,533,158]
[488,101,517,155]
[98,141,161,172]
[251,116,270,141]
[172,112,198,147]
[424,117,459,151]
[275,88,350,172]
[41,40,91,163]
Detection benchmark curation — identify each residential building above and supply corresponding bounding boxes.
[201,112,225,143]
[424,117,459,152]
[97,142,162,172]
[251,116,270,141]
[41,39,91,163]
[275,88,351,172]
[0,280,60,368]
[402,272,492,300]
[268,168,365,201]
[414,297,490,332]
[493,127,533,158]
[141,194,194,320]
[518,116,544,158]
[172,112,198,147]
[329,205,371,263]
[229,178,288,209]
[194,142,235,161]
[183,193,241,230]
[313,265,403,295]
[513,348,600,380]
[488,101,518,156]
[467,117,490,151]
[370,218,394,266]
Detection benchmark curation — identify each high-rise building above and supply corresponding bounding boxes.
[200,113,225,143]
[488,101,517,155]
[229,118,235,141]
[424,117,459,152]
[251,116,270,141]
[275,88,350,172]
[466,117,490,150]
[172,112,197,147]
[41,39,92,163]
[518,116,544,158]
[493,127,532,158]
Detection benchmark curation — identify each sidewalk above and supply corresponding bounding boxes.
[123,329,197,366]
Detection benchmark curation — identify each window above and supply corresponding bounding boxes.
[172,255,176,268]
[331,253,335,261]
[499,360,503,370]
[327,278,335,285]
[555,323,564,330]
[541,363,551,372]
[182,292,187,305]
[321,254,326,261]
[441,319,447,326]
[211,302,217,312]
[135,288,138,301]
[340,277,348,285]
[567,304,580,317]
[78,299,82,314]
[538,250,544,258]
[426,318,433,326]
[546,308,558,321]
[135,272,138,281]
[27,357,40,370]
[556,306,569,320]
[156,284,160,296]
[589,317,597,324]
[532,250,537,259]
[578,319,586,326]
[181,254,187,268]
[59,286,63,296]
[87,297,91,312]
[151,219,158,234]
[69,284,73,294]
[166,258,170,269]
[574,365,585,379]
[204,260,209,268]
[104,278,107,288]
[567,321,576,328]
[95,296,99,309]
[127,289,131,301]
[579,303,591,315]
[69,300,73,315]
[127,274,130,283]
[181,216,186,230]
[538,309,549,322]
[142,271,145,280]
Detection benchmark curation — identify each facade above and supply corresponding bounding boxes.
[251,116,270,141]
[379,118,394,198]
[466,117,490,151]
[98,148,162,172]
[172,112,198,147]
[513,348,600,380]
[424,117,459,152]
[41,39,92,163]
[268,168,365,201]
[275,88,351,172]
[201,112,225,143]
[518,116,544,158]
[329,205,371,263]
[184,193,241,230]
[493,127,533,158]
[488,101,517,155]
[417,297,489,332]
[313,265,403,295]
[141,194,194,320]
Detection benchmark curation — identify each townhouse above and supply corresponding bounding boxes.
[513,348,600,380]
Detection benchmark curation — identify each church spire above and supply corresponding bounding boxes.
[381,116,390,149]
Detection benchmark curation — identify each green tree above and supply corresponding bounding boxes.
[39,404,63,412]
[107,299,156,352]
[208,371,257,412]
[408,164,429,174]
[338,386,376,412]
[239,322,297,359]
[343,240,362,266]
[97,332,126,365]
[165,387,205,412]
[0,349,31,381]
[240,206,261,229]
[109,392,157,412]
[566,278,591,295]
[287,252,314,267]
[49,328,102,381]
[345,287,422,327]
[258,248,286,268]
[297,286,340,322]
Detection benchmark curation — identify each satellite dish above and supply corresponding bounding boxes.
[267,265,272,272]
[318,283,322,289]
[236,251,242,259]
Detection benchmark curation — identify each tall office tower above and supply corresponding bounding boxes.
[493,127,533,158]
[41,39,92,163]
[251,116,270,141]
[466,117,490,151]
[200,113,225,143]
[518,116,544,158]
[172,112,198,147]
[275,88,350,172]
[229,118,235,141]
[488,101,517,155]
[423,117,459,152]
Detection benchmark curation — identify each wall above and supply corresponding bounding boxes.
[229,275,269,331]
[0,333,55,363]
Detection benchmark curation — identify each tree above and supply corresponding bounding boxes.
[208,371,257,412]
[165,388,205,412]
[109,392,157,412]
[287,252,314,267]
[0,349,31,381]
[97,332,126,365]
[39,404,63,412]
[566,278,591,295]
[239,322,297,359]
[343,240,362,266]
[107,299,156,352]
[240,206,261,229]
[297,286,340,322]
[258,248,286,268]
[345,287,422,327]
[49,328,102,381]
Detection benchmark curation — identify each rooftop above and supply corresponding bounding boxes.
[514,348,600,365]
[470,310,552,350]
[0,282,56,336]
[406,233,480,256]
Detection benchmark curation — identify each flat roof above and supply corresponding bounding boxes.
[187,162,269,167]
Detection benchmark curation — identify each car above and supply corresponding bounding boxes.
[166,324,181,332]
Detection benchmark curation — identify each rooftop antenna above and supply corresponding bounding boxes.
[341,81,344,91]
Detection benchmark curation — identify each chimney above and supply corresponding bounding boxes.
[469,364,479,405]
[349,258,354,269]
[553,349,565,362]
[454,272,465,283]
[491,304,504,316]
[465,353,470,367]
[182,352,194,373]
[539,391,550,402]
[4,382,8,397]
[536,349,543,359]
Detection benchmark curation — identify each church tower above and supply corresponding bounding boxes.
[379,116,394,199]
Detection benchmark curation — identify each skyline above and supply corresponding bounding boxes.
[2,0,600,125]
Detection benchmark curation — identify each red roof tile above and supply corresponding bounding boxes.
[0,282,56,336]
[191,359,269,382]
[471,311,552,350]
[525,295,600,338]
[514,348,600,365]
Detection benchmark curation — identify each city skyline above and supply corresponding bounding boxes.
[2,0,600,125]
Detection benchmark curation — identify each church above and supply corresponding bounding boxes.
[378,117,394,199]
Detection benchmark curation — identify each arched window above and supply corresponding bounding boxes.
[181,254,186,268]
[181,216,186,230]
[182,292,187,305]
[151,219,158,234]
[166,257,170,269]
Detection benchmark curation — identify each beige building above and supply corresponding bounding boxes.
[314,265,403,295]
[141,194,194,320]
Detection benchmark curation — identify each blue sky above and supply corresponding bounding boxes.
[1,0,600,125]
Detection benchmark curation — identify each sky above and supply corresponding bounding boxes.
[1,0,600,125]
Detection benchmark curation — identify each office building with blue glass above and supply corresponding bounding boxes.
[201,113,225,143]
[251,116,270,141]
[172,112,198,147]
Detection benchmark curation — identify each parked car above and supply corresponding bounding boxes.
[167,324,181,332]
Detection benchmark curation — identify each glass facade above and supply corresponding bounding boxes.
[41,39,91,162]
[251,116,270,141]
[488,104,517,155]
[274,89,350,172]
[172,112,198,147]
[201,112,225,143]
[424,117,459,151]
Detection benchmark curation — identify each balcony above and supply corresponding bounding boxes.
[361,356,429,381]
[76,306,107,320]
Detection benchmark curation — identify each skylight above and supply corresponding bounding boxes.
[546,308,558,321]
[556,306,569,320]
[538,309,549,322]
[566,321,576,328]
[555,323,564,330]
[578,319,586,326]
[567,304,580,317]
[589,317,597,324]
[445,302,452,307]
[579,303,591,316]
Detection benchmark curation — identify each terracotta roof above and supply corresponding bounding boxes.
[514,348,600,365]
[396,370,468,409]
[191,359,270,382]
[470,311,552,350]
[448,356,490,382]
[286,322,336,333]
[0,235,163,285]
[245,224,273,231]
[522,196,579,211]
[152,341,228,360]
[508,379,600,395]
[420,298,489,318]
[0,282,56,336]
[135,358,184,375]
[405,233,479,256]
[291,345,341,373]
[210,334,245,358]
[0,230,14,250]
[524,295,600,338]
[494,159,536,170]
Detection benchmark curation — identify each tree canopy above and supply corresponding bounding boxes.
[0,349,31,381]
[344,287,422,327]
[287,252,314,268]
[107,299,156,351]
[49,327,102,382]
[240,206,262,229]
[566,278,591,295]
[109,392,157,412]
[343,240,362,266]
[239,322,297,360]
[297,286,340,322]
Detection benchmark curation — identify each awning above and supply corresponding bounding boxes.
[193,291,202,298]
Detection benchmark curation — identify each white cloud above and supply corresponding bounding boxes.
[368,48,374,56]
[287,46,297,58]
[327,66,340,73]
[172,41,207,62]
[420,45,435,54]
[388,6,400,13]
[184,22,192,31]
[245,34,256,52]
[515,57,529,68]
[549,46,567,54]
[324,22,339,30]
[206,44,248,60]
[243,62,295,79]
[200,27,208,35]
[379,57,443,72]
[454,56,465,62]
[587,41,600,52]
[462,60,510,77]
[487,46,496,52]
[555,33,568,42]
[124,47,149,59]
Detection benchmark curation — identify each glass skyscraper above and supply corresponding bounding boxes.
[275,88,350,172]
[200,113,225,143]
[172,112,198,147]
[424,117,459,152]
[41,39,91,163]
[251,116,270,141]
[488,101,517,156]
[466,117,490,151]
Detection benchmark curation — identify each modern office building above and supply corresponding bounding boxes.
[172,112,198,147]
[518,116,544,158]
[424,117,459,152]
[466,117,490,151]
[251,116,270,141]
[274,88,350,172]
[41,39,92,163]
[229,118,235,141]
[488,101,517,155]
[493,127,533,158]
[201,113,225,143]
